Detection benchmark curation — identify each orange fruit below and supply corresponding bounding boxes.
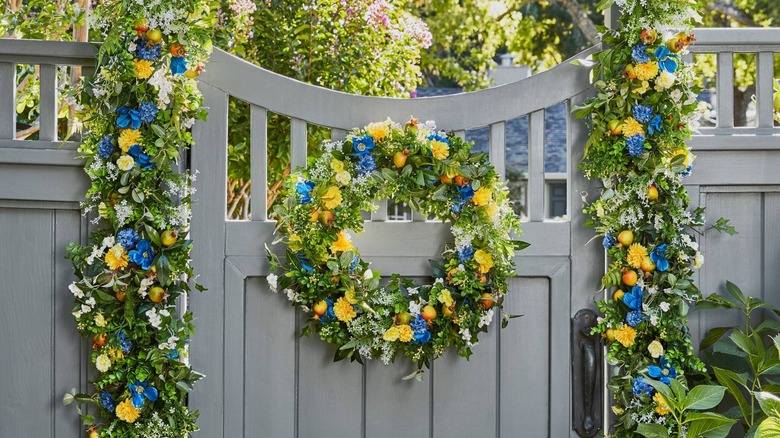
[421,305,437,322]
[115,289,126,303]
[92,333,106,347]
[454,176,470,187]
[149,286,165,303]
[622,270,638,287]
[440,174,453,184]
[478,293,494,310]
[617,230,634,247]
[313,300,328,317]
[319,210,334,226]
[608,120,623,135]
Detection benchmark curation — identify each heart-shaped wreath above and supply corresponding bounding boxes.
[266,118,526,379]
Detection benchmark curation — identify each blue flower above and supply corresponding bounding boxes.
[428,133,449,144]
[602,234,617,249]
[626,134,646,157]
[352,135,375,155]
[128,144,154,168]
[128,380,158,408]
[451,184,475,213]
[681,165,692,177]
[117,331,132,354]
[320,299,336,324]
[632,376,653,397]
[650,243,669,272]
[631,44,650,63]
[170,56,187,75]
[117,228,140,249]
[632,105,654,124]
[97,135,114,159]
[648,356,678,385]
[622,285,643,311]
[129,239,155,270]
[138,101,159,124]
[654,46,678,73]
[458,246,475,262]
[116,106,142,130]
[410,314,431,344]
[349,255,360,272]
[99,391,116,412]
[356,154,376,176]
[136,39,161,61]
[168,349,179,359]
[296,180,315,204]
[648,114,663,136]
[296,252,314,272]
[626,310,646,327]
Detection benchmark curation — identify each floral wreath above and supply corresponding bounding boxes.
[267,118,525,379]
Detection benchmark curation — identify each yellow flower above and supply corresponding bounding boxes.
[648,340,664,358]
[105,244,129,270]
[656,71,676,89]
[611,406,624,416]
[330,159,344,173]
[622,117,645,138]
[635,62,659,81]
[335,170,351,186]
[334,297,356,322]
[437,289,454,308]
[321,186,342,210]
[330,230,353,253]
[474,249,494,274]
[108,348,124,361]
[95,353,111,372]
[694,252,704,269]
[116,399,140,423]
[94,313,107,327]
[365,121,390,141]
[117,155,135,171]
[614,325,636,347]
[431,140,449,160]
[288,234,302,251]
[472,187,492,206]
[635,80,651,95]
[118,129,142,152]
[397,324,414,342]
[98,202,110,219]
[133,59,154,79]
[344,289,358,305]
[486,202,499,219]
[653,392,671,415]
[383,326,400,341]
[627,243,648,269]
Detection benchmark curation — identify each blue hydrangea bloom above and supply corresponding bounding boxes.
[602,234,617,249]
[622,285,643,311]
[99,391,116,412]
[117,330,132,353]
[116,106,142,130]
[650,243,669,272]
[626,135,646,157]
[117,228,140,249]
[654,46,678,72]
[97,135,114,159]
[626,310,646,327]
[170,56,187,75]
[632,376,653,397]
[128,380,158,408]
[128,144,154,168]
[129,239,155,270]
[138,101,159,124]
[352,135,375,155]
[632,105,654,124]
[458,246,475,262]
[136,39,161,61]
[648,356,678,385]
[320,298,336,324]
[168,349,179,359]
[349,255,360,272]
[357,154,376,175]
[296,180,315,204]
[410,314,431,344]
[648,114,663,136]
[428,133,449,144]
[631,44,650,63]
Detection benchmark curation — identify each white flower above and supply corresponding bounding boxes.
[335,170,351,186]
[459,327,472,344]
[267,273,278,292]
[159,309,170,317]
[670,89,683,103]
[86,297,96,307]
[363,269,374,280]
[406,287,419,296]
[81,304,92,314]
[95,354,111,372]
[650,314,660,326]
[284,288,300,303]
[694,252,704,269]
[647,340,664,358]
[655,71,676,89]
[101,236,115,249]
[117,155,135,171]
[72,310,83,319]
[478,309,494,328]
[158,335,179,350]
[146,308,163,329]
[660,302,671,312]
[128,42,137,53]
[69,282,84,298]
[138,277,154,297]
[424,120,436,131]
[408,300,422,316]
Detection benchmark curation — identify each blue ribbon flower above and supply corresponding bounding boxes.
[129,380,159,408]
[352,135,375,155]
[168,349,179,360]
[128,144,155,168]
[626,134,646,157]
[116,106,142,130]
[648,114,663,136]
[622,285,643,311]
[654,46,679,73]
[410,314,431,344]
[129,239,155,270]
[631,44,650,63]
[99,391,116,412]
[650,243,669,272]
[296,252,314,272]
[170,56,188,75]
[648,356,678,385]
[97,135,114,159]
[295,180,315,204]
[320,298,336,323]
[428,133,449,144]
[117,228,140,249]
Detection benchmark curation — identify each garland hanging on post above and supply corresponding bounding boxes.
[575,1,733,436]
[64,1,211,436]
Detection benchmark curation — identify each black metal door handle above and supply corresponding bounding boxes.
[572,309,601,438]
[580,336,596,435]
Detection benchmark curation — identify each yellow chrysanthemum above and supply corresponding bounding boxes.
[474,249,494,274]
[635,62,659,81]
[133,59,154,79]
[383,326,400,342]
[472,187,492,206]
[105,244,129,270]
[622,117,645,138]
[344,289,358,305]
[614,326,636,347]
[330,230,353,253]
[653,392,671,415]
[431,140,449,160]
[118,129,142,152]
[333,297,356,322]
[397,325,414,342]
[437,289,454,308]
[116,399,140,423]
[330,159,344,173]
[365,121,390,141]
[321,186,342,210]
[627,243,648,269]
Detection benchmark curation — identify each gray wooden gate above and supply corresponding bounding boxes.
[1,28,780,438]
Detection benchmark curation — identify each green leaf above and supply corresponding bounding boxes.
[512,240,530,251]
[756,418,780,438]
[756,392,780,418]
[684,385,727,411]
[700,327,733,351]
[685,412,737,438]
[712,367,751,421]
[636,423,670,438]
[144,224,161,247]
[755,319,780,334]
[175,380,194,393]
[726,281,746,305]
[731,331,758,356]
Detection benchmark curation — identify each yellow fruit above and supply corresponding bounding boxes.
[396,312,411,325]
[440,174,453,184]
[646,185,659,202]
[161,230,178,247]
[308,208,319,223]
[313,300,328,317]
[622,270,638,287]
[393,151,408,168]
[149,286,165,303]
[607,119,623,135]
[478,292,494,310]
[605,329,616,342]
[442,304,455,317]
[319,210,334,226]
[89,431,99,438]
[624,65,637,79]
[146,29,163,44]
[421,305,437,322]
[617,230,634,247]
[613,290,625,302]
[641,256,656,273]
[115,289,126,303]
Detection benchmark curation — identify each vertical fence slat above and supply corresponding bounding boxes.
[291,118,307,170]
[756,51,775,129]
[717,53,735,129]
[528,110,545,221]
[0,63,16,140]
[38,64,57,142]
[250,105,268,221]
[489,122,506,180]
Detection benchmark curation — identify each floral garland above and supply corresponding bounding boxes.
[267,119,524,379]
[64,1,211,436]
[574,0,715,435]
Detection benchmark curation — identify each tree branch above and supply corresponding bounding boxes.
[704,0,757,27]
[556,0,599,45]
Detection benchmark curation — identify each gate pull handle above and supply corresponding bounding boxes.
[580,336,596,436]
[572,308,601,438]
